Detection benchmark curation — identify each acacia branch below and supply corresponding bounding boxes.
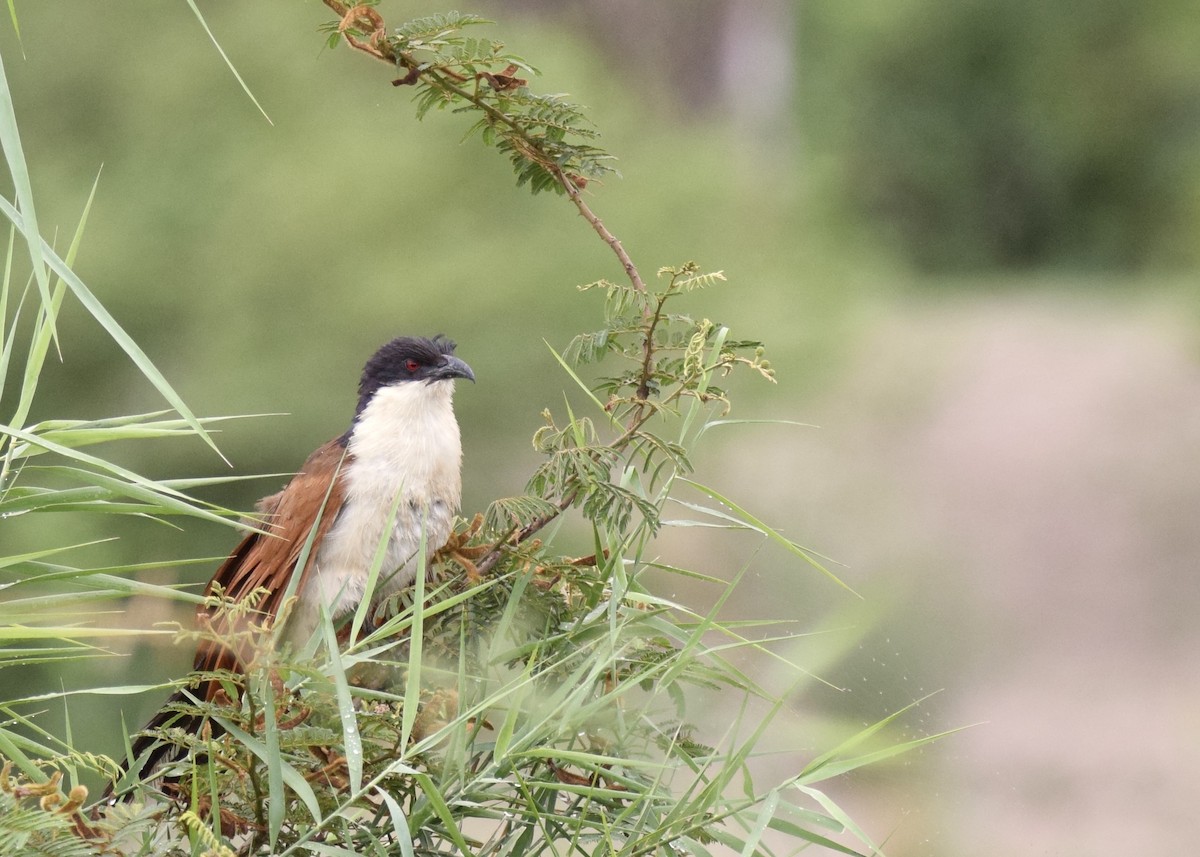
[318,0,647,298]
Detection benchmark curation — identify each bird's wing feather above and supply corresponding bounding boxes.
[121,439,351,789]
[192,438,351,684]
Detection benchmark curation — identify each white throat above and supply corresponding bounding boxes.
[296,379,463,633]
[349,379,462,479]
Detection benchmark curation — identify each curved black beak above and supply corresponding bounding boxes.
[434,354,475,383]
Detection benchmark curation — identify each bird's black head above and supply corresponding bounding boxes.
[345,334,473,439]
[356,335,475,406]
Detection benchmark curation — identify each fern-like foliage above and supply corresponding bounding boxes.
[482,493,561,535]
[323,5,617,194]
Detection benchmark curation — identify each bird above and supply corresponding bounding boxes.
[109,334,474,797]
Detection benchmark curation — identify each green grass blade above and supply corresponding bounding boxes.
[349,487,406,645]
[795,693,975,787]
[412,772,475,856]
[398,527,428,749]
[792,786,882,856]
[184,0,273,125]
[0,539,112,570]
[10,267,65,440]
[544,338,621,427]
[0,192,227,461]
[657,553,752,689]
[7,167,98,435]
[798,723,973,785]
[0,224,15,396]
[0,51,53,348]
[0,728,45,782]
[0,425,235,526]
[4,1,19,41]
[492,650,536,763]
[375,788,416,857]
[261,669,285,849]
[0,624,172,642]
[213,715,323,823]
[20,411,268,453]
[737,787,778,857]
[8,556,213,588]
[694,418,818,442]
[682,478,860,596]
[322,607,363,793]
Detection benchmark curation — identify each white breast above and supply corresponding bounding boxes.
[299,379,462,625]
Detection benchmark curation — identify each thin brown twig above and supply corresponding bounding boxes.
[549,165,646,295]
[473,491,576,577]
[549,163,657,421]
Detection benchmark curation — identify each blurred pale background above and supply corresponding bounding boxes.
[2,2,1198,854]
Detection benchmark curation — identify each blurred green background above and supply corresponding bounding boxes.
[3,1,1199,854]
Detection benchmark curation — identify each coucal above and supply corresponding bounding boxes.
[112,334,474,795]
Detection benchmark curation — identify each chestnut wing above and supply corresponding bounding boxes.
[192,438,351,682]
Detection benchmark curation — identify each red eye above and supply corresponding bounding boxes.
[405,359,419,373]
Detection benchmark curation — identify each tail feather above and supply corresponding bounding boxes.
[102,685,224,802]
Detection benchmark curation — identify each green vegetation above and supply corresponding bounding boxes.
[0,4,953,855]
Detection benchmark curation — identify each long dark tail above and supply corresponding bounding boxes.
[102,685,223,803]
